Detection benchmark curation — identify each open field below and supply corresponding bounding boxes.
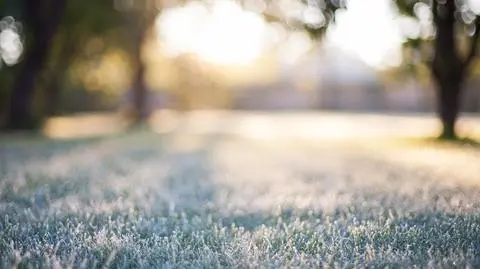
[1,112,480,268]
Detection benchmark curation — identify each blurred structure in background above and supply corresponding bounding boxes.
[0,0,479,140]
[233,46,386,111]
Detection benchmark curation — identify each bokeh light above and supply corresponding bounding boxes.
[157,1,268,66]
[0,16,23,67]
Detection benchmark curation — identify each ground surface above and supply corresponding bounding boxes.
[1,112,480,268]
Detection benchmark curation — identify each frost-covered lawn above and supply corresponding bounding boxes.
[1,113,480,268]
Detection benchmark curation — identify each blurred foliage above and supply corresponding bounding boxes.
[240,0,345,40]
[0,1,25,120]
[393,0,479,72]
[378,0,480,87]
[0,0,244,128]
[0,0,162,125]
[38,0,126,115]
[393,0,480,139]
[0,0,478,131]
[0,0,126,123]
[263,0,479,79]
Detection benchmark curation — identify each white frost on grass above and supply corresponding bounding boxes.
[1,119,480,268]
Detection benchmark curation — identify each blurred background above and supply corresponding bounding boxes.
[0,0,479,140]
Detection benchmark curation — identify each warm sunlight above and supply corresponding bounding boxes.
[326,0,403,68]
[157,0,406,69]
[157,1,268,66]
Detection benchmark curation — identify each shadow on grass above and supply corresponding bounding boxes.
[381,136,480,151]
[2,115,480,268]
[434,136,480,148]
[156,114,230,214]
[0,129,171,214]
[0,131,109,148]
[0,125,162,162]
[0,117,232,268]
[0,134,112,168]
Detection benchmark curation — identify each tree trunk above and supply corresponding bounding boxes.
[435,78,462,139]
[44,79,62,116]
[7,67,39,129]
[5,0,66,130]
[431,0,464,140]
[131,32,148,124]
[43,33,78,117]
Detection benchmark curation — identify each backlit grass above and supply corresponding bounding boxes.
[1,124,480,268]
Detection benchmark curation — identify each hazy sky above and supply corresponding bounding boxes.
[326,0,403,68]
[157,0,405,69]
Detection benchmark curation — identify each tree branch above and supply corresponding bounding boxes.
[432,0,439,24]
[463,17,480,69]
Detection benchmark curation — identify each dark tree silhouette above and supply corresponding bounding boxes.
[116,0,162,125]
[41,0,122,116]
[244,0,479,140]
[5,0,67,129]
[395,0,480,139]
[130,15,154,124]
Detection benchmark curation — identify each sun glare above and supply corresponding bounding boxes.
[157,1,268,66]
[157,0,409,69]
[326,0,403,68]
